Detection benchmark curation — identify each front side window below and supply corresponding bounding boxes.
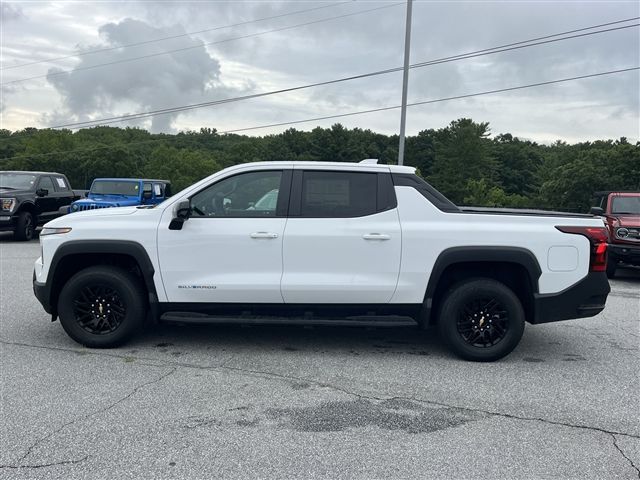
[300,171,377,217]
[191,171,283,218]
[37,176,55,193]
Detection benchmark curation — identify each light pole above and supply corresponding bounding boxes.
[398,0,413,165]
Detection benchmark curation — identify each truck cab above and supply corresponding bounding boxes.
[591,191,640,277]
[68,178,171,213]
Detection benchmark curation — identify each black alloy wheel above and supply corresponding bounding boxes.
[73,285,127,335]
[58,266,147,348]
[438,278,525,362]
[456,296,509,348]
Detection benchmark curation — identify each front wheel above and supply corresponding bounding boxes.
[437,278,525,362]
[14,211,35,241]
[57,266,147,348]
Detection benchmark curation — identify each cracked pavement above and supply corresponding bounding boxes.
[1,235,639,479]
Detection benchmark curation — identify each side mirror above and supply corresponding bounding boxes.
[590,207,605,216]
[36,188,48,197]
[143,190,153,200]
[169,200,191,230]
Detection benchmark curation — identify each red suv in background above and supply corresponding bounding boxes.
[591,191,640,278]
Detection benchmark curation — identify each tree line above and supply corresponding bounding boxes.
[0,118,637,212]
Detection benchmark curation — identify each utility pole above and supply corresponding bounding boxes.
[398,0,413,165]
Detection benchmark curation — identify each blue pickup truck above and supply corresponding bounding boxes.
[67,178,171,213]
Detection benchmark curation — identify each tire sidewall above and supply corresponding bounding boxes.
[58,266,146,348]
[438,279,525,362]
[15,211,34,241]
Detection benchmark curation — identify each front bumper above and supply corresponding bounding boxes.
[33,271,53,315]
[0,214,16,232]
[532,272,610,324]
[609,242,640,266]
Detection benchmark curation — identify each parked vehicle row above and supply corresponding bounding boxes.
[590,191,640,278]
[33,160,611,361]
[0,171,171,240]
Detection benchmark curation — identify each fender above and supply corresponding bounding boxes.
[45,240,158,317]
[421,246,542,324]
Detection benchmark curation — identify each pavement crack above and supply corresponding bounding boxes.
[0,455,88,470]
[5,366,175,468]
[612,433,640,478]
[3,339,639,442]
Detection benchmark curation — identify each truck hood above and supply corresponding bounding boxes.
[611,215,640,227]
[0,188,33,197]
[74,196,140,207]
[47,206,140,227]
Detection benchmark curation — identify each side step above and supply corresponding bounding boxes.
[160,312,418,328]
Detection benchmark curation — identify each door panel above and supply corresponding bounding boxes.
[281,169,401,304]
[157,169,290,304]
[158,217,287,303]
[35,176,58,221]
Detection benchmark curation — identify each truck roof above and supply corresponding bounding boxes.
[593,191,640,197]
[92,178,171,183]
[1,170,64,176]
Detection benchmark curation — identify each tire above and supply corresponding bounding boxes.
[606,257,617,279]
[14,211,35,241]
[437,278,525,362]
[57,266,147,348]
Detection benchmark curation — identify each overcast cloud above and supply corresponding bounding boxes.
[0,0,638,142]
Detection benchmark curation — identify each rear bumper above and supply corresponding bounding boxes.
[609,243,640,266]
[532,272,610,324]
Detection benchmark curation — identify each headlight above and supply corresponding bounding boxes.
[71,204,79,211]
[40,227,72,236]
[616,227,629,239]
[1,198,16,212]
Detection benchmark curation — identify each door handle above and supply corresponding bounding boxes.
[250,232,279,239]
[362,233,391,240]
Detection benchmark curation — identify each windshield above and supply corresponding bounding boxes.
[612,196,640,215]
[0,172,37,190]
[91,181,140,196]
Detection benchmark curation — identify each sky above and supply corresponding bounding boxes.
[0,0,639,144]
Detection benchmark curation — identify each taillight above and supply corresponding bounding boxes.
[556,226,609,272]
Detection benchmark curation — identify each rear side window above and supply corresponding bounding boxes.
[392,173,460,212]
[300,171,377,218]
[53,176,69,191]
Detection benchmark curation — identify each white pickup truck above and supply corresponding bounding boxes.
[33,161,610,361]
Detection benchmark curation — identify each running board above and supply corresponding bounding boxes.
[160,312,418,328]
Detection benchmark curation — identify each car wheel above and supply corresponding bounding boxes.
[57,266,147,348]
[437,278,525,362]
[14,211,35,241]
[606,257,617,279]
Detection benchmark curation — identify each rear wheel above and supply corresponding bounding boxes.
[57,266,147,348]
[14,211,35,241]
[437,278,525,362]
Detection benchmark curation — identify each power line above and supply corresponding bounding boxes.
[38,21,640,130]
[0,2,403,86]
[0,1,350,71]
[1,66,636,161]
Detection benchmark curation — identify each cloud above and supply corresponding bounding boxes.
[45,18,240,132]
[0,3,23,23]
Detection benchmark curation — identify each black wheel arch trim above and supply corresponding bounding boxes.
[421,246,542,325]
[41,240,158,317]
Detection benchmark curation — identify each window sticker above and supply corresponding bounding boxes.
[56,177,66,188]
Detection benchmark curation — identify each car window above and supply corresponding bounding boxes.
[53,176,69,191]
[611,196,640,215]
[154,183,163,197]
[300,171,377,217]
[191,171,283,218]
[37,176,55,193]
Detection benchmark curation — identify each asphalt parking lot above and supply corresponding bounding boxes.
[0,233,638,480]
